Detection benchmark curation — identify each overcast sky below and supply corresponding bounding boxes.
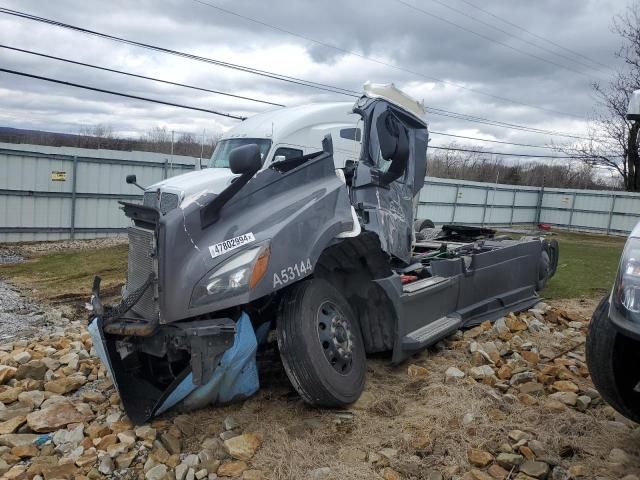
[0,0,628,156]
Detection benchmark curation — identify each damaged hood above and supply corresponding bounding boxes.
[146,167,238,200]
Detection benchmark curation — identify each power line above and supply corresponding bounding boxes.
[0,44,285,107]
[430,131,560,149]
[425,0,610,76]
[0,7,358,98]
[456,0,613,72]
[0,67,247,120]
[429,145,619,159]
[392,0,594,80]
[190,0,585,120]
[0,8,597,141]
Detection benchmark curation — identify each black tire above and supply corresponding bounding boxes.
[586,295,640,423]
[536,250,551,291]
[276,278,366,407]
[414,218,435,232]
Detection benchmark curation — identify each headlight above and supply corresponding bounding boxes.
[612,237,640,322]
[191,243,270,306]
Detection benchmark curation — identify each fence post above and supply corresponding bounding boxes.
[509,190,517,226]
[535,185,544,225]
[606,194,617,236]
[163,159,168,179]
[481,187,489,226]
[451,184,460,223]
[70,156,78,240]
[567,192,577,231]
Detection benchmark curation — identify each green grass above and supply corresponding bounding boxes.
[0,244,128,300]
[542,231,625,300]
[0,230,626,304]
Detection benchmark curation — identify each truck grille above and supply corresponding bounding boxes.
[127,226,159,321]
[142,191,179,214]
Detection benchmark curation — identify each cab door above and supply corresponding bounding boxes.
[351,99,428,264]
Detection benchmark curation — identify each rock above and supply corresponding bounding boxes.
[0,416,26,434]
[505,315,528,332]
[0,387,22,404]
[462,413,475,425]
[195,469,207,479]
[75,452,98,467]
[549,392,578,406]
[521,351,540,364]
[184,453,200,467]
[550,466,569,480]
[176,463,189,480]
[496,365,513,380]
[146,464,168,480]
[106,442,128,458]
[135,425,156,442]
[508,430,529,442]
[98,456,114,475]
[224,432,262,461]
[44,376,86,395]
[18,390,44,409]
[224,416,240,431]
[469,365,495,380]
[0,433,39,447]
[38,463,78,479]
[487,464,509,480]
[407,364,429,377]
[11,443,37,458]
[608,448,630,464]
[551,381,579,393]
[117,430,136,445]
[26,401,87,432]
[510,371,536,386]
[15,361,46,381]
[519,460,549,478]
[445,367,465,383]
[382,467,401,480]
[218,461,248,477]
[308,467,332,480]
[575,395,591,411]
[468,448,494,467]
[12,352,31,365]
[496,452,524,468]
[519,382,544,395]
[175,414,195,436]
[470,469,495,480]
[80,391,106,403]
[0,366,17,384]
[160,432,182,455]
[543,399,566,412]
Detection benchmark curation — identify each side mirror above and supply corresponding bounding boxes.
[628,89,640,120]
[229,144,262,175]
[375,110,410,184]
[126,174,144,191]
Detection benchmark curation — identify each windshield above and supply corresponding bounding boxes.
[208,138,272,168]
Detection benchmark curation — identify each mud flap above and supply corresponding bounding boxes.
[88,313,259,424]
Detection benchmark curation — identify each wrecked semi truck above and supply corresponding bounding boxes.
[89,83,559,424]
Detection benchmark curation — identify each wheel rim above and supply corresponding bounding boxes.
[316,301,354,375]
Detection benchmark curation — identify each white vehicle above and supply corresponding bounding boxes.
[143,102,362,212]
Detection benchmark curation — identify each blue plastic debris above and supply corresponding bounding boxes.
[156,312,259,414]
[33,434,51,447]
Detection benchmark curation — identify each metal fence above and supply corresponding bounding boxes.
[2,143,639,242]
[0,143,198,242]
[417,177,640,236]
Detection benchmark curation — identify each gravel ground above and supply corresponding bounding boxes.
[0,236,127,258]
[0,280,62,342]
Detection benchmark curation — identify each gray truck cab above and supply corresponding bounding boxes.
[89,82,557,424]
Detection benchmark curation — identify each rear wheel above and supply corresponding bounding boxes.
[586,295,640,423]
[276,279,366,406]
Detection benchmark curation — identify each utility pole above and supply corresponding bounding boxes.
[199,129,206,170]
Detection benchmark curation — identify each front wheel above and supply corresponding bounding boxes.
[276,279,366,407]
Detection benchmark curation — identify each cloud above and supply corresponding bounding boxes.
[0,0,628,154]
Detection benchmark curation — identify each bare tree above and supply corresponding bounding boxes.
[565,3,640,191]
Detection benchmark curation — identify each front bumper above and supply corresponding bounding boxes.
[609,301,640,341]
